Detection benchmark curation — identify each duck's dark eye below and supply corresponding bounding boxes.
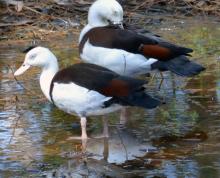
[113,11,118,15]
[29,54,37,60]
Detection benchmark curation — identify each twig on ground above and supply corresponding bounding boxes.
[8,115,21,145]
[6,64,36,95]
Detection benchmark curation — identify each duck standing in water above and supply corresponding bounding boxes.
[79,0,205,77]
[79,0,205,122]
[14,46,161,141]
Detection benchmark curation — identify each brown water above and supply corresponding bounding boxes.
[0,17,220,177]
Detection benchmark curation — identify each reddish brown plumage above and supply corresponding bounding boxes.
[141,44,171,60]
[101,79,130,97]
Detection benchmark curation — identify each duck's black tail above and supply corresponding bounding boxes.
[151,55,205,77]
[123,91,162,109]
[104,87,162,109]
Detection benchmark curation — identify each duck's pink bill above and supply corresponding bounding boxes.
[14,64,30,76]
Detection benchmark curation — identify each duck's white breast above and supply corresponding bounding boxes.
[80,41,157,76]
[52,82,121,117]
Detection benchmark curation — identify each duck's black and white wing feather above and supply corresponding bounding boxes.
[50,63,161,110]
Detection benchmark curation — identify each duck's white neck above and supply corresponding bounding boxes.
[40,62,59,102]
[79,24,92,43]
[79,12,108,43]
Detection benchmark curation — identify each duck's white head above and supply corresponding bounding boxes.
[14,46,58,76]
[88,0,123,27]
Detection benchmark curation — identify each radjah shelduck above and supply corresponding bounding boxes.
[79,0,205,77]
[14,46,161,140]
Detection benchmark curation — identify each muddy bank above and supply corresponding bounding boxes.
[0,0,219,41]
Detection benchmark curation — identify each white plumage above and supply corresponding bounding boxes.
[52,82,121,116]
[81,40,157,76]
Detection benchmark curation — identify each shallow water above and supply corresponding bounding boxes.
[0,17,220,177]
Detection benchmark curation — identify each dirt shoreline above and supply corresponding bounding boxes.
[0,0,219,42]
